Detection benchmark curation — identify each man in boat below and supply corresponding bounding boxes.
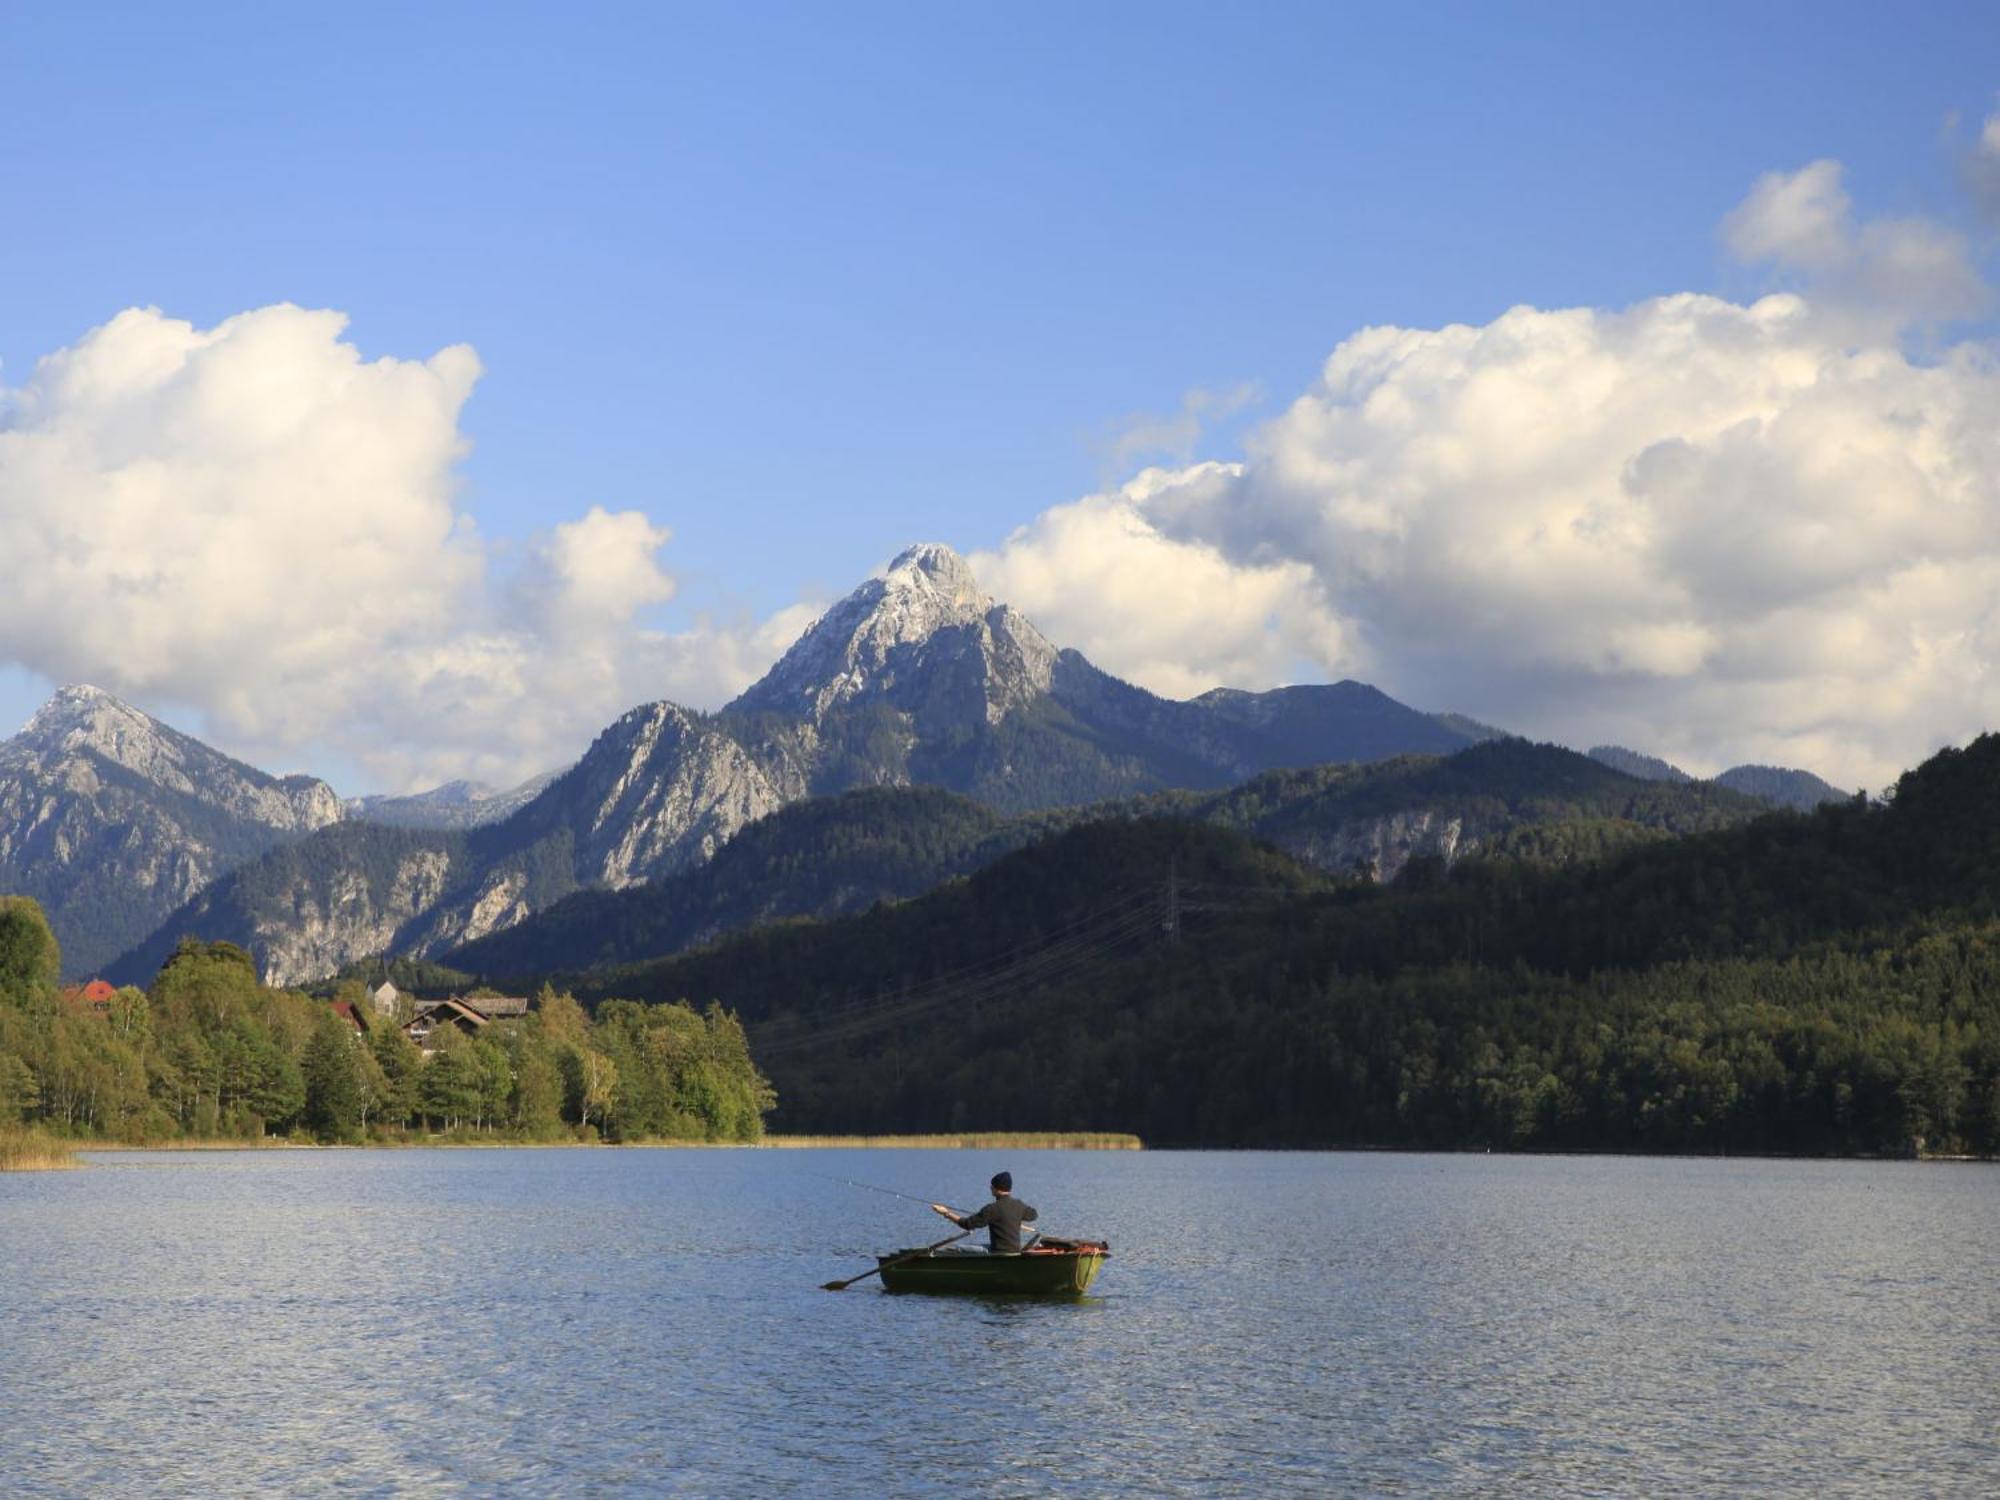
[931,1171,1038,1253]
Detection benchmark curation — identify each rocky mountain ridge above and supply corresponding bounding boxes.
[0,686,341,973]
[108,700,793,987]
[26,545,1850,986]
[345,771,561,830]
[110,543,1520,982]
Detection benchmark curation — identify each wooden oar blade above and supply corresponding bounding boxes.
[817,1228,972,1292]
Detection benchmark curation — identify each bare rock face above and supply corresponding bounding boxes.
[567,703,788,886]
[0,685,342,975]
[1268,810,1469,884]
[120,701,795,985]
[253,848,461,988]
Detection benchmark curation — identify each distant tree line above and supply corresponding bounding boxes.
[0,906,772,1145]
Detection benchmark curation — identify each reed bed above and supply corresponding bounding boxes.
[0,1130,78,1171]
[762,1131,1142,1150]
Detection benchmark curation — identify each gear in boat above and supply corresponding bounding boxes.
[877,1235,1110,1295]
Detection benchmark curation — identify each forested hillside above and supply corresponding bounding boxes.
[573,737,2000,1154]
[447,786,1051,977]
[451,740,1769,980]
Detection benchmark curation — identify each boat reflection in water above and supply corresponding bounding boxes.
[877,1236,1109,1295]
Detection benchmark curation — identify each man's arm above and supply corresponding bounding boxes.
[1020,1201,1037,1223]
[931,1202,986,1229]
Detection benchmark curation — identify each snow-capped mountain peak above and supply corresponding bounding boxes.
[729,542,1056,725]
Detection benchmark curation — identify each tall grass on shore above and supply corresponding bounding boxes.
[0,1130,78,1171]
[762,1132,1142,1150]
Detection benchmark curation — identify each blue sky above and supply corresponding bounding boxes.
[4,3,1999,790]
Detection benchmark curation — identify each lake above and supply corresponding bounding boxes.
[2,1149,1995,1496]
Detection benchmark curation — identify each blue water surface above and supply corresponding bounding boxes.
[2,1148,1996,1496]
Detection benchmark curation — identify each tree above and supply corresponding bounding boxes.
[108,987,151,1047]
[472,1038,511,1131]
[301,1016,363,1139]
[505,1031,565,1137]
[370,1024,423,1127]
[537,988,590,1044]
[418,1027,484,1131]
[0,1052,40,1121]
[0,898,61,998]
[352,1039,392,1134]
[245,1036,306,1135]
[563,1046,618,1136]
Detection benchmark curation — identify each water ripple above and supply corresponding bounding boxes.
[1,1149,1995,1496]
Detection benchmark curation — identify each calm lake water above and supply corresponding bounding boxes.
[2,1148,1995,1496]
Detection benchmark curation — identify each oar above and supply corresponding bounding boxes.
[821,1229,972,1292]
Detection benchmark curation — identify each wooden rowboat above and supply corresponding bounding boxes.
[877,1236,1109,1295]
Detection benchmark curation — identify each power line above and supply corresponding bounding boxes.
[755,888,1169,1058]
[751,869,1321,1060]
[760,903,1164,1056]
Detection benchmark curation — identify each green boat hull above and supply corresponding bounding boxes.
[877,1241,1108,1296]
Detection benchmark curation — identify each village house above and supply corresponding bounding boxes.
[59,979,117,1016]
[401,995,531,1054]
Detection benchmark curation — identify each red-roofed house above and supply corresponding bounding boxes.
[60,979,117,1016]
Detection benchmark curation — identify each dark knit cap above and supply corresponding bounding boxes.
[991,1171,1012,1192]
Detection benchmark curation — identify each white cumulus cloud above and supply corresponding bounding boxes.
[0,305,790,791]
[971,463,1347,700]
[982,162,2000,791]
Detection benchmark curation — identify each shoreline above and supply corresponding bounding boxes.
[52,1136,1997,1163]
[64,1130,1147,1155]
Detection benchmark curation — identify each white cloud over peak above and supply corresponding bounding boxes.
[971,463,1346,700]
[983,163,2000,791]
[0,305,785,790]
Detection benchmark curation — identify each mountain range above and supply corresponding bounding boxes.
[442,738,1772,981]
[344,773,561,830]
[1586,745,1850,811]
[0,686,341,973]
[0,543,1847,985]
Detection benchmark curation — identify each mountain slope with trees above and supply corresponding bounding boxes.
[447,740,1771,981]
[0,687,341,975]
[570,735,2000,1154]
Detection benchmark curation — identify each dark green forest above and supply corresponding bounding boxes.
[568,736,2000,1155]
[0,904,771,1145]
[453,740,1776,980]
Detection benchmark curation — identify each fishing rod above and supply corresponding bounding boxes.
[837,1178,945,1207]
